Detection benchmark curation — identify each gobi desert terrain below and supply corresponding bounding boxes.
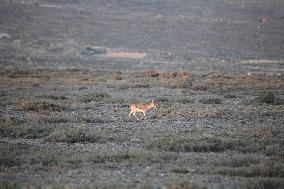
[0,0,283,188]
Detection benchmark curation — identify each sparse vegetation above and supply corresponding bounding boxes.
[177,98,192,104]
[256,92,283,105]
[1,0,284,187]
[192,84,207,91]
[159,71,190,80]
[0,180,20,189]
[39,95,68,100]
[0,124,51,139]
[144,69,159,78]
[146,136,235,153]
[111,72,123,80]
[224,94,236,98]
[20,100,63,111]
[199,97,221,104]
[171,167,189,174]
[1,64,283,188]
[76,93,111,103]
[45,127,101,143]
[217,162,284,177]
[156,97,170,103]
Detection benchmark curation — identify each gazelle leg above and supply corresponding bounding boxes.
[143,112,147,120]
[133,112,139,120]
[128,111,133,118]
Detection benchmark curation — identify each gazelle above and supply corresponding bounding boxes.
[129,100,156,120]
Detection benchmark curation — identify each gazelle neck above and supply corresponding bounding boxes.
[146,103,154,110]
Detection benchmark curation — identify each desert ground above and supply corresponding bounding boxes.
[0,0,284,188]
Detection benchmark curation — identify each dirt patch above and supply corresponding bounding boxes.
[239,60,284,64]
[106,49,147,59]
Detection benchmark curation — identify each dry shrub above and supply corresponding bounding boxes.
[217,162,284,177]
[253,124,280,139]
[45,127,102,143]
[177,98,192,104]
[176,71,190,80]
[187,106,224,118]
[166,181,198,189]
[205,72,222,79]
[110,72,123,80]
[132,83,150,88]
[76,93,111,103]
[144,69,159,78]
[155,111,165,119]
[40,95,68,100]
[159,71,190,80]
[156,97,170,103]
[159,71,177,78]
[3,115,13,125]
[192,83,207,91]
[256,92,283,105]
[0,124,50,139]
[160,79,191,89]
[199,97,221,104]
[244,177,284,189]
[45,112,80,123]
[26,112,40,124]
[171,167,189,174]
[154,109,171,119]
[20,100,62,111]
[7,70,29,78]
[146,136,235,153]
[258,108,284,116]
[0,180,20,189]
[224,94,236,98]
[0,115,23,126]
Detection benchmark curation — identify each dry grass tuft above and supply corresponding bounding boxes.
[171,167,189,174]
[156,97,170,103]
[45,128,101,143]
[76,93,111,103]
[0,180,20,189]
[110,72,123,80]
[217,162,284,177]
[3,115,13,126]
[146,136,235,153]
[187,106,224,118]
[0,115,23,126]
[256,92,283,105]
[192,83,207,91]
[26,112,41,124]
[224,94,236,98]
[45,112,80,123]
[166,181,198,189]
[144,69,159,78]
[20,100,62,111]
[159,71,177,78]
[199,97,221,104]
[160,78,192,89]
[159,71,190,80]
[252,124,280,139]
[176,71,190,80]
[177,98,193,104]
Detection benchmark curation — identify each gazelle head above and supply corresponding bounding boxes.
[151,100,156,109]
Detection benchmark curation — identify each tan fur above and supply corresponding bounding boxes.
[128,100,156,120]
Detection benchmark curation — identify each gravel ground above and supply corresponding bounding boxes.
[0,0,284,188]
